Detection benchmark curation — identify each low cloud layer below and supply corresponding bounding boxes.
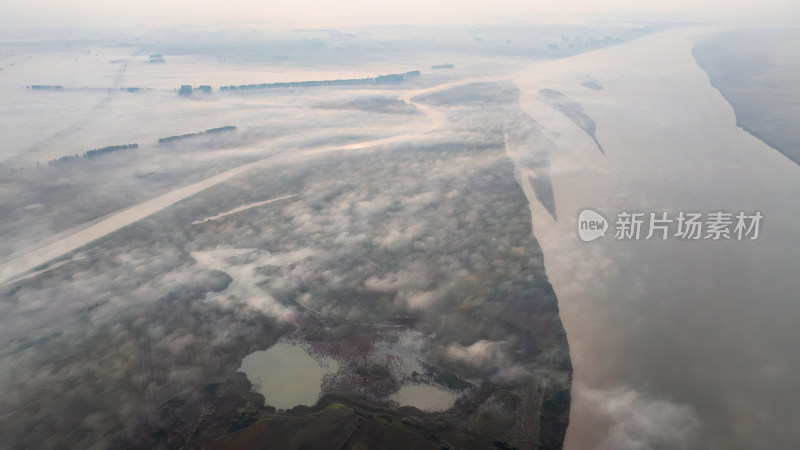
[569,383,700,450]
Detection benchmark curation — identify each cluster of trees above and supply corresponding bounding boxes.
[178,85,213,96]
[157,126,237,145]
[47,154,81,164]
[46,123,239,165]
[86,143,138,158]
[219,70,420,91]
[28,85,63,90]
[48,143,138,164]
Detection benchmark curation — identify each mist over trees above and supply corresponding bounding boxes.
[1,78,571,449]
[220,71,420,91]
[47,144,138,164]
[158,126,237,145]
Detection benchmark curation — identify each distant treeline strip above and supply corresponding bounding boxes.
[48,143,138,164]
[220,70,420,91]
[158,126,237,145]
[86,143,138,158]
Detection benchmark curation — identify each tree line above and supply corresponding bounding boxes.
[45,124,240,165]
[157,126,237,145]
[47,144,138,165]
[219,71,420,91]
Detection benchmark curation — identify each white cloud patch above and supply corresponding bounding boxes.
[191,247,316,321]
[446,339,508,366]
[571,383,701,450]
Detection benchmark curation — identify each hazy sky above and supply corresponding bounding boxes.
[4,0,799,29]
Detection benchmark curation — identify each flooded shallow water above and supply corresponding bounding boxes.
[238,342,339,409]
[391,383,458,412]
